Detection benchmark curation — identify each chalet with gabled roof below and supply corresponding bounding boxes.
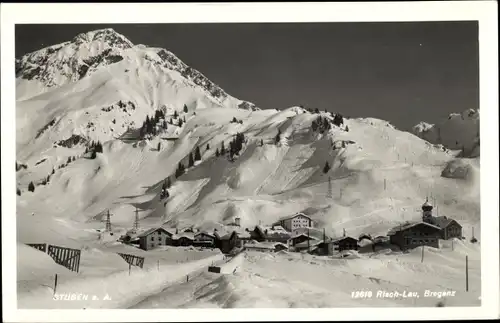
[387,221,442,250]
[420,199,463,240]
[193,231,216,248]
[332,236,359,252]
[136,227,173,251]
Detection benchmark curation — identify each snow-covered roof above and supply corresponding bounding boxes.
[331,236,358,243]
[387,221,442,236]
[172,232,195,240]
[294,239,324,249]
[255,225,291,237]
[432,216,460,229]
[134,227,172,238]
[275,212,312,223]
[245,241,288,250]
[194,231,215,238]
[290,227,325,240]
[422,200,433,208]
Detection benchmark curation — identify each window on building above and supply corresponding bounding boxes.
[151,236,154,241]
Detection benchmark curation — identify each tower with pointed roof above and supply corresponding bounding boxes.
[422,198,434,224]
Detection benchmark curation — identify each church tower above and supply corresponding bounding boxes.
[422,198,434,224]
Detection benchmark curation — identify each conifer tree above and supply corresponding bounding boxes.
[232,117,237,123]
[178,118,183,127]
[67,157,72,163]
[91,150,97,159]
[323,161,331,174]
[275,130,281,144]
[188,152,194,167]
[221,141,226,155]
[174,110,179,119]
[206,143,210,151]
[166,176,171,188]
[260,139,264,146]
[183,104,188,113]
[158,142,161,151]
[51,168,55,175]
[311,120,318,132]
[215,148,220,157]
[17,188,21,196]
[195,146,202,161]
[28,181,35,192]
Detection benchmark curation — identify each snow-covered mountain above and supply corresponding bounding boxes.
[412,109,480,158]
[15,28,481,309]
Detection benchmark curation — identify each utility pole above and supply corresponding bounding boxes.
[452,238,454,251]
[327,176,333,199]
[307,227,310,253]
[465,255,469,292]
[343,228,346,237]
[105,210,112,232]
[134,207,140,231]
[421,245,425,263]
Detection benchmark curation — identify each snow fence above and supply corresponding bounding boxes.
[18,253,224,309]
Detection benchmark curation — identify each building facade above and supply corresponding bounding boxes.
[138,228,173,251]
[387,222,442,250]
[332,237,359,252]
[420,199,463,240]
[274,213,314,232]
[193,232,216,247]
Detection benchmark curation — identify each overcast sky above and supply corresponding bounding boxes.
[16,22,478,130]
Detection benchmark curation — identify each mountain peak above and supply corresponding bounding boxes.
[72,28,133,49]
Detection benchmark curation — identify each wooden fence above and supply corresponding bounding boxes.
[27,243,81,273]
[47,245,81,273]
[27,243,47,253]
[117,252,145,268]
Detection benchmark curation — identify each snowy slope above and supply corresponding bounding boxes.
[16,28,481,308]
[412,109,480,157]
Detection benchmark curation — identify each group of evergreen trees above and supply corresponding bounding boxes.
[230,117,243,124]
[85,140,104,159]
[175,162,186,178]
[140,110,167,138]
[311,115,332,133]
[229,132,246,160]
[188,146,203,167]
[175,144,204,178]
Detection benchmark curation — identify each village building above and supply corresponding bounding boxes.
[332,236,359,252]
[245,241,288,253]
[193,231,216,248]
[309,241,334,256]
[250,225,291,243]
[293,239,323,252]
[387,221,442,250]
[288,233,316,247]
[215,231,239,254]
[135,227,173,251]
[173,232,195,247]
[273,213,314,232]
[421,199,463,240]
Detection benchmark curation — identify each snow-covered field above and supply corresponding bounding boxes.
[14,28,481,309]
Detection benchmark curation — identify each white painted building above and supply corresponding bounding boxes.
[274,213,314,232]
